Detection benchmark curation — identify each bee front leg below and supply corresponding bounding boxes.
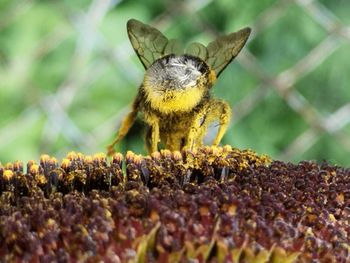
[185,110,208,150]
[144,114,160,154]
[212,100,232,146]
[185,99,232,150]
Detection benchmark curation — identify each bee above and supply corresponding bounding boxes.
[107,19,251,155]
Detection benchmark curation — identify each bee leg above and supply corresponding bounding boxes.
[212,100,232,146]
[186,110,208,150]
[186,99,231,150]
[145,126,152,153]
[144,114,160,154]
[107,110,137,156]
[107,95,141,156]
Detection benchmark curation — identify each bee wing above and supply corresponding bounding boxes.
[186,42,208,61]
[206,27,251,77]
[164,39,183,57]
[127,19,183,69]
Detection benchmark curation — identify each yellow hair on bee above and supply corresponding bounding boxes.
[143,81,206,114]
[208,69,217,86]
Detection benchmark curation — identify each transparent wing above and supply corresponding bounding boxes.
[206,27,251,77]
[186,42,208,61]
[127,19,182,69]
[164,39,183,57]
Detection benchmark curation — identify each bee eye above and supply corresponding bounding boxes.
[198,64,206,74]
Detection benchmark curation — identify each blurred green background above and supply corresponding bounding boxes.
[0,0,349,166]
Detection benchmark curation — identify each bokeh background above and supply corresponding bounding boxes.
[0,0,349,166]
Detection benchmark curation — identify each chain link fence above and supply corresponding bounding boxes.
[0,0,349,166]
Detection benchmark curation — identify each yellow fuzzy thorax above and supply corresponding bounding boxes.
[144,84,206,113]
[143,69,217,114]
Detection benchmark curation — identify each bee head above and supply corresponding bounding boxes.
[143,54,216,113]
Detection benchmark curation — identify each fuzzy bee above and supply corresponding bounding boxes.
[107,19,251,155]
